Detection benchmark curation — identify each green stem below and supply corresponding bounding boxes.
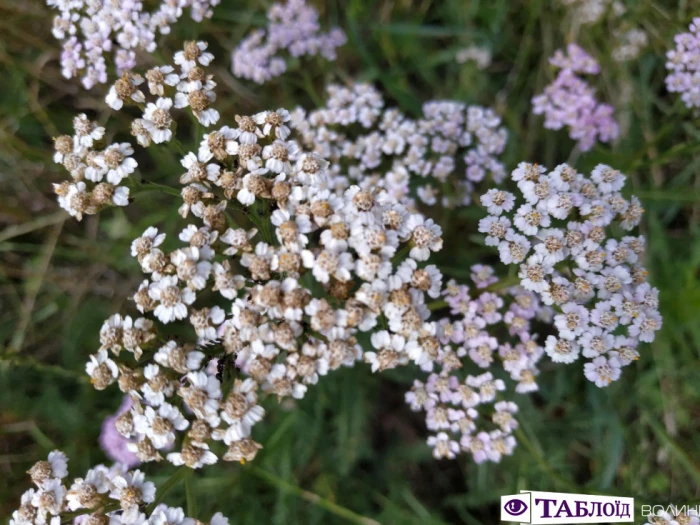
[194,121,202,146]
[301,71,324,107]
[391,244,411,265]
[171,136,189,156]
[146,466,191,514]
[185,471,198,518]
[0,211,66,243]
[0,353,89,384]
[130,178,182,198]
[61,502,120,524]
[248,200,274,244]
[427,299,447,311]
[308,329,329,343]
[485,275,521,292]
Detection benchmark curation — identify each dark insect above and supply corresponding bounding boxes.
[216,351,239,382]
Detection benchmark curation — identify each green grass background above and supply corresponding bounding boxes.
[1,0,699,523]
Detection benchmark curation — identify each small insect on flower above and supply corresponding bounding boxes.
[214,349,240,383]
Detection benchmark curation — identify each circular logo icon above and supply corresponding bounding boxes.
[503,499,528,516]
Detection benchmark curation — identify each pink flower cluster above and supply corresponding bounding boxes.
[47,0,220,89]
[666,17,700,109]
[405,269,550,462]
[231,0,346,84]
[532,44,619,152]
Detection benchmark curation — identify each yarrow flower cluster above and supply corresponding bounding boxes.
[532,44,619,151]
[480,162,661,386]
[665,17,700,109]
[644,507,700,525]
[291,83,508,209]
[51,43,660,465]
[70,42,479,469]
[455,46,492,69]
[612,28,648,62]
[52,40,224,219]
[557,0,647,63]
[52,114,133,220]
[231,0,346,84]
[47,0,220,89]
[10,450,229,525]
[558,0,626,25]
[406,271,550,462]
[44,27,660,475]
[9,0,671,519]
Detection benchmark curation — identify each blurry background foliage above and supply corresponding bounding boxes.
[1,0,699,523]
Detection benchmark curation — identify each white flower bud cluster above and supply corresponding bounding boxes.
[11,450,229,525]
[556,1,647,63]
[480,162,661,386]
[290,83,508,210]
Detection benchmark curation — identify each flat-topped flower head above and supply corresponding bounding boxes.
[14,450,233,525]
[532,45,618,151]
[484,162,659,386]
[47,2,219,90]
[666,18,700,109]
[232,0,346,84]
[290,82,508,209]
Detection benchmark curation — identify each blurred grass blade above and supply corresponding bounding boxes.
[371,23,480,38]
[248,466,381,525]
[646,416,700,485]
[0,211,66,243]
